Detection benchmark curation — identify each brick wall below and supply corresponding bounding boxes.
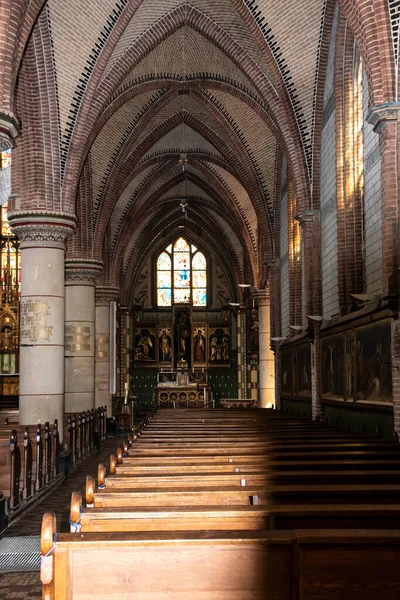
[280,159,289,336]
[363,73,382,295]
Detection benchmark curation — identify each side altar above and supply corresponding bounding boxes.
[157,370,213,408]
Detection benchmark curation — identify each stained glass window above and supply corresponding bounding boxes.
[156,237,207,307]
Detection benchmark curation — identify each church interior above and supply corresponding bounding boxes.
[0,0,400,597]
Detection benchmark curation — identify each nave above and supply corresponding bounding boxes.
[35,408,400,599]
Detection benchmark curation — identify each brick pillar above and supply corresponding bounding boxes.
[295,211,321,328]
[367,106,400,297]
[8,211,76,433]
[367,106,400,436]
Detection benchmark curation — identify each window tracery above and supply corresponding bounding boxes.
[157,237,207,307]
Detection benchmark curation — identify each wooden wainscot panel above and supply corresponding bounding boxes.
[281,346,295,396]
[134,325,157,367]
[295,343,311,398]
[355,319,392,403]
[321,333,345,399]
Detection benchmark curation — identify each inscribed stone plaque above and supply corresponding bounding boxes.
[65,324,93,355]
[20,299,53,343]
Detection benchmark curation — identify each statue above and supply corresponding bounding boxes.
[193,327,206,362]
[178,312,191,362]
[159,328,171,361]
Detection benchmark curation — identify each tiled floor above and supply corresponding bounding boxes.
[0,435,122,599]
[0,573,41,599]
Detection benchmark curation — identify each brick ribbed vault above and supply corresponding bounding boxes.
[3,0,397,305]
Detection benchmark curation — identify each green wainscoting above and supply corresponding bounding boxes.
[132,368,158,406]
[208,355,238,405]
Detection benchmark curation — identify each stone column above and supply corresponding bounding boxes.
[8,212,75,429]
[295,211,321,329]
[64,260,103,412]
[254,288,275,408]
[95,286,119,416]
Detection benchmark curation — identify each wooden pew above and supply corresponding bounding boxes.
[87,467,400,506]
[71,486,400,533]
[41,512,400,600]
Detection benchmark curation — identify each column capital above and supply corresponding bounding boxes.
[294,210,319,226]
[367,102,400,133]
[0,111,19,149]
[65,259,103,283]
[8,211,76,250]
[95,285,120,305]
[252,287,270,306]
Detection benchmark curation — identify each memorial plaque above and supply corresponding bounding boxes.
[20,299,53,343]
[65,325,92,353]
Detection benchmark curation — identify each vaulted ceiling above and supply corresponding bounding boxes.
[9,0,341,303]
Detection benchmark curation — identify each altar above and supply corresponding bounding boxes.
[157,370,213,408]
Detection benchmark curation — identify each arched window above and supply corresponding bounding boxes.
[157,237,207,307]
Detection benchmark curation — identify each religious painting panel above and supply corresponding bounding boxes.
[321,334,345,398]
[134,326,156,366]
[192,325,207,366]
[296,343,311,397]
[280,347,295,396]
[355,319,392,402]
[208,326,230,366]
[158,326,172,365]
